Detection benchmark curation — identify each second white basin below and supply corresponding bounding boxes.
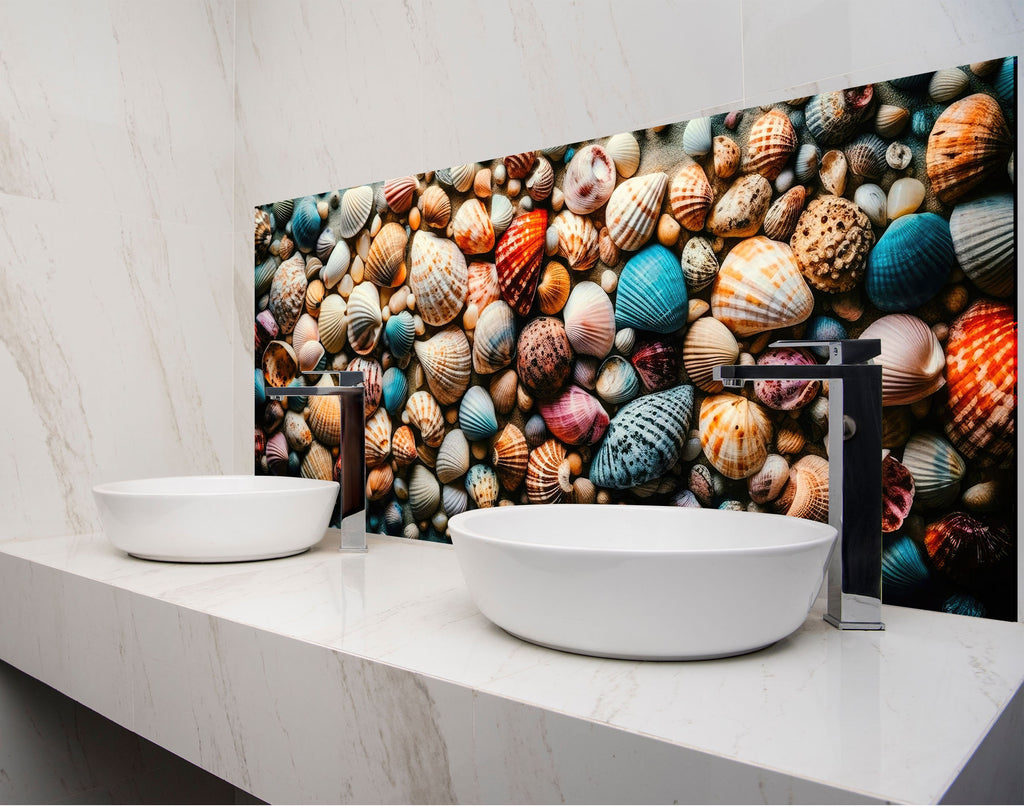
[448,505,837,660]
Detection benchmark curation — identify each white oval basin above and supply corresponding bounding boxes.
[448,505,837,660]
[93,476,339,562]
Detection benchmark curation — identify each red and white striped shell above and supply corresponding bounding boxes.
[495,209,548,315]
[383,175,417,214]
[668,162,713,231]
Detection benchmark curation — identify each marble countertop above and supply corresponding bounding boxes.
[0,531,1022,804]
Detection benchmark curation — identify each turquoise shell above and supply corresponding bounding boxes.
[993,57,1015,104]
[911,108,936,139]
[384,310,415,359]
[382,367,408,415]
[881,536,931,594]
[255,256,279,298]
[291,196,322,252]
[805,315,847,358]
[865,213,954,312]
[590,384,695,489]
[254,369,266,408]
[285,377,307,412]
[614,245,688,334]
[941,593,987,618]
[287,451,301,477]
[459,386,498,442]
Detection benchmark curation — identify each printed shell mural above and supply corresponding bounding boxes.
[256,58,1018,621]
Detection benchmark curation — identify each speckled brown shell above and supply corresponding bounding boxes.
[516,316,574,401]
[761,186,807,242]
[504,152,536,180]
[790,195,874,293]
[706,174,772,238]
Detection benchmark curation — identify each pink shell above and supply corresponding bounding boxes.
[563,144,616,215]
[753,347,820,410]
[630,339,680,393]
[466,261,501,313]
[383,175,417,214]
[882,453,915,533]
[538,385,609,446]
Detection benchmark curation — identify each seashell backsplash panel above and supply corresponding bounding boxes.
[256,57,1018,620]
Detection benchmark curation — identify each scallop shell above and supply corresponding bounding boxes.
[926,94,1012,204]
[882,536,932,595]
[488,368,519,415]
[563,281,615,358]
[441,481,469,517]
[465,464,500,509]
[562,144,616,215]
[307,392,341,448]
[254,209,272,261]
[790,195,874,294]
[928,67,969,102]
[255,256,279,299]
[589,384,695,489]
[526,157,555,202]
[752,347,820,410]
[844,134,887,180]
[881,454,915,534]
[614,245,689,335]
[552,210,599,272]
[291,196,322,252]
[339,185,373,239]
[465,260,501,315]
[538,385,609,446]
[268,255,308,335]
[875,104,910,138]
[747,454,789,504]
[320,240,351,289]
[272,198,294,226]
[364,407,392,468]
[773,454,829,522]
[409,231,468,326]
[526,439,573,504]
[503,152,536,180]
[392,425,417,466]
[680,236,720,293]
[711,236,813,337]
[605,172,668,251]
[794,143,820,183]
[365,464,394,503]
[761,185,806,242]
[902,432,966,509]
[453,198,495,255]
[495,209,547,315]
[924,512,1011,584]
[348,357,383,416]
[606,132,641,178]
[668,162,713,231]
[300,441,334,482]
[382,365,409,415]
[699,393,772,480]
[949,193,1014,298]
[472,300,517,374]
[362,222,408,288]
[944,301,1016,462]
[489,194,515,236]
[516,316,573,401]
[296,339,325,373]
[414,326,471,405]
[458,385,498,442]
[536,261,571,315]
[742,108,797,180]
[682,316,738,393]
[435,428,470,483]
[630,339,680,393]
[491,424,528,490]
[404,390,445,447]
[384,309,415,358]
[316,227,337,264]
[318,293,347,353]
[596,355,640,405]
[853,183,887,228]
[805,86,874,145]
[420,185,451,229]
[713,136,741,179]
[449,163,476,193]
[706,174,772,238]
[860,314,945,406]
[304,278,326,317]
[384,175,417,214]
[408,464,441,520]
[345,282,382,355]
[865,213,954,312]
[682,116,712,157]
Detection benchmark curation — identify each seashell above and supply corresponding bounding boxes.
[304,278,326,318]
[526,439,573,504]
[300,441,334,482]
[774,421,805,454]
[569,477,597,505]
[262,339,297,389]
[552,211,599,272]
[794,143,820,184]
[254,209,272,262]
[596,355,641,405]
[668,162,713,231]
[408,464,441,520]
[272,198,294,226]
[689,464,715,506]
[605,172,668,251]
[409,231,468,326]
[291,196,322,252]
[993,56,1015,102]
[472,300,517,374]
[491,424,528,490]
[461,261,499,317]
[420,186,451,229]
[606,132,641,178]
[404,390,445,447]
[495,209,547,315]
[488,368,519,416]
[818,149,847,196]
[962,481,1001,512]
[439,482,468,518]
[875,104,910,138]
[384,309,415,358]
[562,144,616,215]
[526,157,554,202]
[679,236,719,293]
[598,227,619,268]
[453,199,495,255]
[589,384,695,489]
[392,425,417,466]
[364,407,392,469]
[338,186,373,239]
[886,141,913,171]
[844,134,888,179]
[853,184,886,228]
[296,340,325,373]
[516,316,573,401]
[348,357,383,416]
[865,213,954,312]
[462,464,499,509]
[264,431,290,473]
[699,393,773,479]
[318,294,347,353]
[414,326,471,405]
[860,314,945,406]
[881,406,912,449]
[384,176,417,214]
[489,194,515,236]
[924,512,1011,583]
[928,67,969,102]
[713,136,741,179]
[614,327,636,356]
[942,593,987,618]
[682,116,712,157]
[614,245,688,334]
[563,281,615,358]
[711,236,813,337]
[345,282,382,355]
[382,365,409,415]
[524,413,547,447]
[435,428,470,483]
[742,108,797,180]
[761,185,806,242]
[949,193,1014,298]
[282,409,312,453]
[307,392,341,451]
[536,261,571,315]
[882,536,932,595]
[268,255,308,335]
[773,454,829,522]
[790,195,874,294]
[753,347,820,410]
[255,256,280,299]
[748,454,789,504]
[317,241,348,289]
[630,339,680,394]
[926,94,1012,204]
[682,316,738,393]
[944,301,1016,462]
[881,454,915,533]
[804,315,847,357]
[706,173,772,238]
[805,86,874,145]
[902,432,966,509]
[539,385,609,446]
[458,385,498,442]
[503,153,536,180]
[315,227,337,265]
[363,223,408,288]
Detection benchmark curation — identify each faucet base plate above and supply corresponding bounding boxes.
[824,614,886,631]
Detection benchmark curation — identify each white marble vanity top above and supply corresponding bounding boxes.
[0,531,1021,804]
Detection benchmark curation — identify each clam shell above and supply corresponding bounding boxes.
[363,222,408,288]
[300,441,334,482]
[902,432,966,509]
[682,316,738,393]
[255,256,279,299]
[503,152,536,180]
[345,282,382,355]
[489,194,515,236]
[495,209,547,315]
[307,392,341,448]
[526,439,573,504]
[364,407,392,468]
[630,339,680,394]
[668,162,713,231]
[711,236,813,337]
[614,245,688,334]
[414,326,471,405]
[491,423,528,490]
[605,172,668,251]
[291,196,322,252]
[384,175,417,214]
[962,481,1001,512]
[790,195,873,294]
[453,199,495,255]
[408,464,441,520]
[268,255,308,335]
[472,299,517,374]
[320,240,351,289]
[538,385,609,446]
[773,454,829,522]
[706,174,772,238]
[436,428,470,483]
[536,261,571,315]
[860,314,945,406]
[465,260,501,314]
[272,198,293,226]
[450,163,476,193]
[404,390,445,447]
[382,365,409,415]
[384,309,415,358]
[818,149,847,196]
[761,185,806,242]
[318,293,347,353]
[392,425,417,466]
[949,193,1014,298]
[489,368,519,415]
[339,185,373,239]
[291,313,319,359]
[265,430,290,473]
[296,340,325,373]
[853,183,887,228]
[458,385,498,442]
[562,144,616,215]
[282,410,312,453]
[465,464,500,509]
[516,316,573,401]
[316,227,337,264]
[805,86,873,145]
[844,133,887,179]
[699,393,772,479]
[552,210,599,272]
[409,231,468,326]
[524,413,547,447]
[865,213,954,312]
[563,281,615,358]
[442,481,469,516]
[305,278,325,317]
[748,454,789,504]
[596,355,640,405]
[882,536,932,595]
[606,132,641,178]
[526,157,555,202]
[348,357,383,416]
[924,512,1011,583]
[255,209,272,261]
[928,67,969,102]
[886,177,926,221]
[589,384,695,489]
[713,135,741,179]
[794,143,820,183]
[680,236,720,293]
[926,94,1012,203]
[365,464,394,503]
[753,347,820,410]
[682,116,712,157]
[742,108,797,180]
[875,104,910,138]
[420,185,451,229]
[262,340,297,388]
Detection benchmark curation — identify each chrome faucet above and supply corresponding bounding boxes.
[713,339,884,630]
[266,370,368,553]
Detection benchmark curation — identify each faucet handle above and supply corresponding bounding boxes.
[769,339,880,365]
[301,370,366,386]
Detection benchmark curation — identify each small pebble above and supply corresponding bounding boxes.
[412,313,425,335]
[596,490,611,504]
[943,284,968,315]
[567,452,583,476]
[519,196,533,212]
[657,214,681,247]
[507,178,521,197]
[329,191,341,209]
[774,168,795,194]
[551,187,564,212]
[317,200,329,220]
[493,163,507,184]
[350,256,364,284]
[600,269,618,294]
[474,168,492,198]
[463,302,479,330]
[370,214,382,237]
[687,299,709,322]
[356,230,371,260]
[545,226,559,256]
[338,274,354,298]
[931,322,949,342]
[408,206,421,230]
[724,110,743,130]
[886,142,913,170]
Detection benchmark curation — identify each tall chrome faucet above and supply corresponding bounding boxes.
[713,339,884,630]
[266,370,368,553]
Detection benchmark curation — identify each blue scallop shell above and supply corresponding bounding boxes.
[993,57,1015,105]
[285,377,307,412]
[881,536,931,594]
[941,593,987,618]
[911,108,936,139]
[805,315,847,358]
[254,369,266,408]
[889,71,933,93]
[865,213,955,312]
[459,386,498,442]
[384,310,415,359]
[614,245,688,334]
[590,384,695,489]
[291,196,322,252]
[382,367,408,415]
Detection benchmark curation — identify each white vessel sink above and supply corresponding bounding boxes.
[93,476,339,562]
[448,505,837,660]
